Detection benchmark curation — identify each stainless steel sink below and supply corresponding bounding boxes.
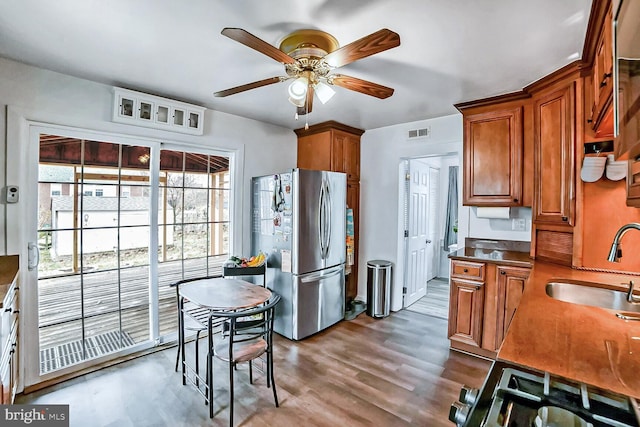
[545,281,640,313]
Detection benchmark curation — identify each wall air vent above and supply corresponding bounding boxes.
[407,126,431,140]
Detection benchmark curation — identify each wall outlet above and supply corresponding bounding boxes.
[512,218,526,231]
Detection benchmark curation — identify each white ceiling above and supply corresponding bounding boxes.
[0,0,593,131]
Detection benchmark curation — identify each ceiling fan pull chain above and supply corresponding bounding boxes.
[305,96,309,130]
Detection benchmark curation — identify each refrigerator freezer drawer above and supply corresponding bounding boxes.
[292,265,345,340]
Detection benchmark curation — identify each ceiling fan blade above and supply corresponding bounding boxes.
[323,28,400,68]
[297,85,314,116]
[214,77,284,97]
[221,28,297,65]
[329,74,394,99]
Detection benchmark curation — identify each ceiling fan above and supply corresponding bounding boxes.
[214,27,401,116]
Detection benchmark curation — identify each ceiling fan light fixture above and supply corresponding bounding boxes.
[288,76,308,99]
[288,95,306,108]
[314,81,335,104]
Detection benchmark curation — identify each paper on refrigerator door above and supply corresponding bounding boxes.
[281,249,292,273]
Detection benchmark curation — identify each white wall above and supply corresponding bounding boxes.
[0,57,297,260]
[361,114,532,312]
[361,115,464,311]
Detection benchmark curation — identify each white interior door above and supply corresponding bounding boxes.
[427,167,440,281]
[404,160,430,307]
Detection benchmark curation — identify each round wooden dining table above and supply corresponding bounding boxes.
[177,276,272,418]
[179,277,272,311]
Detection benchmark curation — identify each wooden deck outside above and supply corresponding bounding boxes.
[37,255,229,360]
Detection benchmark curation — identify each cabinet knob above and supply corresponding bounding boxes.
[562,216,568,222]
[4,308,11,313]
[12,310,19,315]
[513,198,518,203]
[463,268,468,273]
[600,72,612,87]
[587,118,593,123]
[500,271,506,275]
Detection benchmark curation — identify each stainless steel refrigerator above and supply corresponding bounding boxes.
[251,169,346,340]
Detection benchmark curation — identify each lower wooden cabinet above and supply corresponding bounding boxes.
[495,266,530,350]
[448,260,530,358]
[0,265,19,405]
[448,278,484,348]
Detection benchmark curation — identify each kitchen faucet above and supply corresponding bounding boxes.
[607,222,640,303]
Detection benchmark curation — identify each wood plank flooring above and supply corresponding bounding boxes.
[17,308,491,426]
[405,278,450,319]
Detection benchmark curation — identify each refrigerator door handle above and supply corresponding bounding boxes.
[300,265,343,283]
[323,178,332,260]
[318,181,326,258]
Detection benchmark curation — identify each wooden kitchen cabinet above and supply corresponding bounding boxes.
[532,80,576,227]
[0,261,19,405]
[587,5,613,137]
[448,260,485,351]
[494,266,530,350]
[449,259,530,358]
[460,106,525,206]
[296,121,362,181]
[295,121,364,302]
[448,278,485,349]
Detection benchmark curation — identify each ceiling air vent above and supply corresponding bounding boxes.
[407,126,431,140]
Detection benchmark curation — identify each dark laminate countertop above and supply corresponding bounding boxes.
[448,247,532,268]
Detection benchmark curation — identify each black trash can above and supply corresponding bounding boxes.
[366,260,392,318]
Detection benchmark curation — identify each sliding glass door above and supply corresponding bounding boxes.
[156,149,231,338]
[27,129,232,385]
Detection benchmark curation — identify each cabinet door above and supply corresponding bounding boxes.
[330,131,345,173]
[448,278,484,348]
[463,107,524,206]
[495,266,530,350]
[342,133,361,181]
[297,132,332,171]
[533,82,575,225]
[590,7,613,135]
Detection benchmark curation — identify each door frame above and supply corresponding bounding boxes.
[6,108,241,391]
[398,154,456,309]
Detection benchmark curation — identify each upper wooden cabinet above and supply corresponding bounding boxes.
[582,0,614,139]
[295,121,363,182]
[588,6,614,137]
[531,79,577,227]
[459,105,525,206]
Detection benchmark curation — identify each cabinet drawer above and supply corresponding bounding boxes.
[451,260,485,281]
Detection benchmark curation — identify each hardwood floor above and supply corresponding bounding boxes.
[405,278,450,319]
[17,308,491,426]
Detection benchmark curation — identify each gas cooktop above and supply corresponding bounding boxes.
[450,362,640,427]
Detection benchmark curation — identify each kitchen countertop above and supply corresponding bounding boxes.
[449,247,532,268]
[498,261,640,399]
[0,255,19,307]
